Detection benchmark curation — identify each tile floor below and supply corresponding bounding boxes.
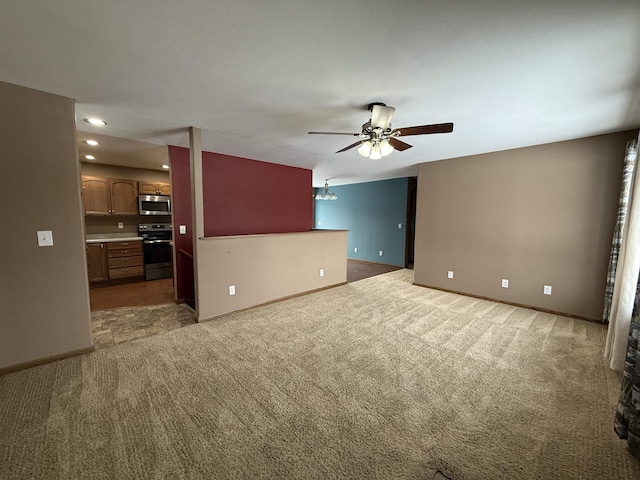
[91,303,196,350]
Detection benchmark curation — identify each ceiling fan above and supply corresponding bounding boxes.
[308,102,453,159]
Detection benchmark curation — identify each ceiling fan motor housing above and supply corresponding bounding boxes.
[367,102,387,111]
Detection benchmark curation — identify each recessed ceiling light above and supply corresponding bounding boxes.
[162,164,170,169]
[84,154,96,160]
[83,139,100,146]
[84,118,107,126]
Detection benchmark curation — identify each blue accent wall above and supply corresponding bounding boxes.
[314,178,409,267]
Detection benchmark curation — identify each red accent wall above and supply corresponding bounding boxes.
[168,146,194,304]
[201,150,313,236]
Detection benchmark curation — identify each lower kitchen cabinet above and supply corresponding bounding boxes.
[86,243,108,284]
[86,240,144,285]
[107,241,143,280]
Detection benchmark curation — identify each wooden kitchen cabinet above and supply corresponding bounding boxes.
[82,176,111,215]
[139,181,171,196]
[106,241,143,279]
[81,176,138,215]
[157,183,171,195]
[109,179,138,215]
[86,243,108,284]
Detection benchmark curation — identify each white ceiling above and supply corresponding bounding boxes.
[2,1,639,186]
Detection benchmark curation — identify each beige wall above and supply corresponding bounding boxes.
[0,81,93,369]
[414,130,637,320]
[197,230,347,320]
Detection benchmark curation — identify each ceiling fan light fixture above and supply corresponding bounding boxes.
[380,139,394,157]
[369,143,382,160]
[357,140,373,157]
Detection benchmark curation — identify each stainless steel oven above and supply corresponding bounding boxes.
[138,223,173,280]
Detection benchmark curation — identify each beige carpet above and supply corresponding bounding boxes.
[1,270,639,479]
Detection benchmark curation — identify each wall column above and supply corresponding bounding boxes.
[189,127,204,320]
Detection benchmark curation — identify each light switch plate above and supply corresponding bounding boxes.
[544,285,552,295]
[501,279,509,288]
[319,269,324,277]
[37,230,53,247]
[179,225,187,234]
[398,223,403,229]
[447,271,454,279]
[229,285,236,296]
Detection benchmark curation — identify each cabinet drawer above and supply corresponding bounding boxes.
[107,247,143,258]
[108,265,144,279]
[108,255,143,269]
[107,240,142,249]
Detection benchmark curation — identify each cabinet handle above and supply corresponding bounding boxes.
[121,242,129,246]
[121,250,129,254]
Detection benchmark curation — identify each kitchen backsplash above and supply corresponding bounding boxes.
[84,215,171,235]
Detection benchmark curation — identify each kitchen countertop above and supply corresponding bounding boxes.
[86,234,143,244]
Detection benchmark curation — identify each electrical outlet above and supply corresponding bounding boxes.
[317,220,322,226]
[179,225,187,234]
[319,268,324,277]
[398,223,403,229]
[354,247,358,253]
[447,271,454,279]
[544,285,552,295]
[379,250,383,256]
[229,285,235,296]
[501,279,509,288]
[117,222,124,229]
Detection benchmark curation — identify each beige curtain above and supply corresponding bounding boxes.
[605,134,640,371]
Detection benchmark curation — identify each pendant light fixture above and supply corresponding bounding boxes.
[315,179,337,200]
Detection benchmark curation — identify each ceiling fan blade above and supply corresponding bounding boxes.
[336,141,363,153]
[388,137,413,151]
[370,104,395,130]
[394,122,454,136]
[308,131,360,136]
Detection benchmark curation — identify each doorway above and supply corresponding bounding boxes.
[405,177,417,268]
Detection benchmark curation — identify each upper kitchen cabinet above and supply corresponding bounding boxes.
[109,178,138,214]
[139,181,171,196]
[82,176,110,214]
[82,176,138,215]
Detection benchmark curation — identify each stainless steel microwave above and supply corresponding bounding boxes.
[138,195,171,215]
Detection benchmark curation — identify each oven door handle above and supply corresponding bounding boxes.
[143,239,173,244]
